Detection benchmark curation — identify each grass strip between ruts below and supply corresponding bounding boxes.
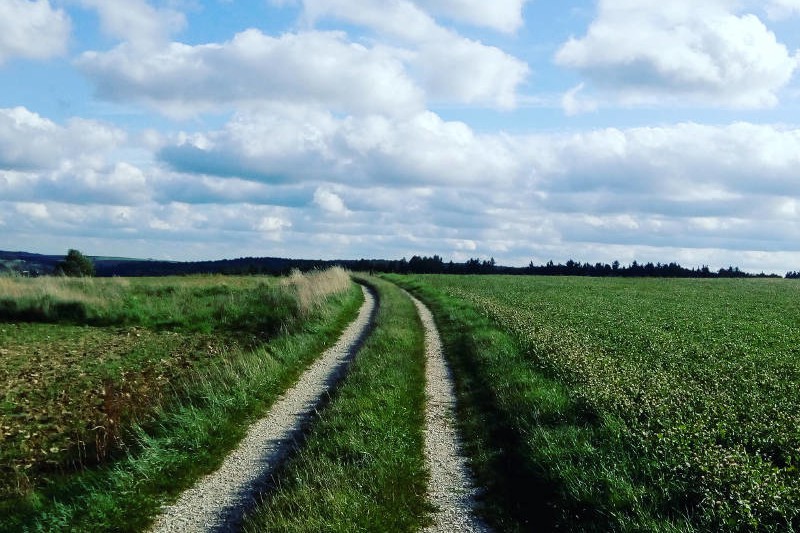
[1,281,363,533]
[242,275,430,532]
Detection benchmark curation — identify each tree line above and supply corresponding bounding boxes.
[347,256,783,278]
[3,249,791,279]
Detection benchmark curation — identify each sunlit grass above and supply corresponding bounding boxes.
[0,269,359,531]
[391,274,800,532]
[243,275,430,532]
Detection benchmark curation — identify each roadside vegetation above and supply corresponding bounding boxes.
[0,268,359,532]
[390,274,800,532]
[243,275,430,532]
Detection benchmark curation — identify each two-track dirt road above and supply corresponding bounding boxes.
[149,281,487,532]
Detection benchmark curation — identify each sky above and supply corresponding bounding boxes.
[2,0,800,273]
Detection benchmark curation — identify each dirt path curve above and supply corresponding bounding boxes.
[408,293,490,533]
[149,284,377,533]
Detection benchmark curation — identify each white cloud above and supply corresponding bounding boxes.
[415,38,528,109]
[0,0,70,64]
[517,122,800,216]
[255,216,291,233]
[344,111,520,185]
[77,29,424,118]
[76,1,529,115]
[78,0,185,50]
[0,107,125,170]
[765,0,800,19]
[313,187,350,215]
[301,0,438,41]
[160,107,520,187]
[298,0,530,108]
[556,0,799,108]
[415,0,528,33]
[15,202,49,220]
[0,107,150,206]
[561,83,598,116]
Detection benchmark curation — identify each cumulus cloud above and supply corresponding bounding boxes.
[519,122,800,202]
[160,107,520,187]
[255,215,292,234]
[0,0,70,64]
[77,29,424,118]
[148,93,800,269]
[0,107,125,170]
[556,0,799,108]
[15,202,50,220]
[416,0,528,33]
[78,0,185,50]
[295,0,531,108]
[415,38,528,108]
[76,0,529,115]
[508,122,800,260]
[159,105,342,181]
[765,0,800,19]
[313,187,350,215]
[0,107,151,205]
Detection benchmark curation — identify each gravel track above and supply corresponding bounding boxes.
[149,284,376,533]
[409,293,490,533]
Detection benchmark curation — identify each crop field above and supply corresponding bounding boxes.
[392,275,800,531]
[0,269,359,530]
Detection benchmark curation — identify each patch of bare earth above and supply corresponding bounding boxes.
[408,293,490,533]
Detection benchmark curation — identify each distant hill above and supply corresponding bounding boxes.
[0,250,336,277]
[0,251,66,275]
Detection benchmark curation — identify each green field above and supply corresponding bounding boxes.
[5,270,800,531]
[391,274,800,531]
[0,269,360,531]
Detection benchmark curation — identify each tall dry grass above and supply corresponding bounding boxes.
[0,276,121,310]
[281,267,352,314]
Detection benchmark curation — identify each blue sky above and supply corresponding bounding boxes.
[2,0,800,273]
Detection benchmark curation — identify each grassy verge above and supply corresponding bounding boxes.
[1,271,361,532]
[242,276,430,532]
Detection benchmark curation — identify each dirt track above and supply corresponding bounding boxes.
[409,292,490,533]
[149,284,376,533]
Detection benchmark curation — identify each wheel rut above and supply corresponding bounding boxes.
[149,283,377,533]
[408,292,490,533]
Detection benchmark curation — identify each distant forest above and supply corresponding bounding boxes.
[349,256,783,278]
[0,250,790,279]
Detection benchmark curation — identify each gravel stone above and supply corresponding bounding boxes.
[409,293,490,533]
[149,284,376,533]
